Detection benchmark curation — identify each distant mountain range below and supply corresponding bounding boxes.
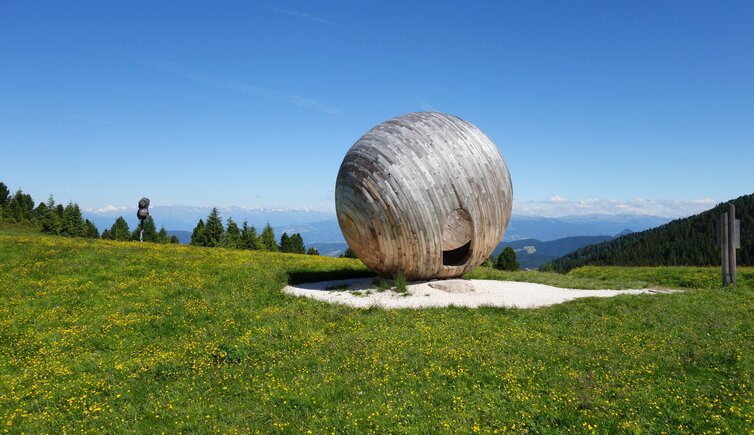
[167,230,192,244]
[492,235,618,269]
[307,242,352,257]
[83,206,336,236]
[274,219,343,246]
[85,206,671,256]
[545,194,753,272]
[503,214,667,241]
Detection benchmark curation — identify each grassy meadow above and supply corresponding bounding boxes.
[1,226,753,433]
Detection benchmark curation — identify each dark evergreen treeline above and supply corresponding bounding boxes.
[190,207,318,255]
[0,181,178,244]
[0,182,99,238]
[545,193,754,273]
[0,181,317,253]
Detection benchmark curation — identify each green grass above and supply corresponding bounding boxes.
[466,264,754,291]
[1,228,753,433]
[395,273,408,293]
[372,277,392,292]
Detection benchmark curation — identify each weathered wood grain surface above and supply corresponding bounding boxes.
[335,112,512,280]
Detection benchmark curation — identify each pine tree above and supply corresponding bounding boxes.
[279,232,291,252]
[241,220,258,250]
[141,216,158,242]
[224,217,241,248]
[8,190,35,223]
[61,202,85,237]
[0,182,9,208]
[40,196,61,235]
[203,208,224,247]
[306,247,319,255]
[110,217,131,241]
[495,247,519,271]
[41,206,61,234]
[157,227,169,243]
[169,235,179,244]
[290,233,305,254]
[191,219,206,246]
[259,223,278,251]
[0,183,9,222]
[340,247,357,258]
[84,219,100,238]
[34,201,48,221]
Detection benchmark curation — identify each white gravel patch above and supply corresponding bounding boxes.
[283,278,678,309]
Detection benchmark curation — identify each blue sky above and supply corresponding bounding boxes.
[1,1,752,217]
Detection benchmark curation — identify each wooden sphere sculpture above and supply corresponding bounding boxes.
[335,112,512,280]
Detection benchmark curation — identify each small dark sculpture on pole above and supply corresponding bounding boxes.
[137,197,150,243]
[718,203,740,287]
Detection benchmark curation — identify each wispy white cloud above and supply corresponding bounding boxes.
[85,205,128,213]
[513,197,718,218]
[267,7,337,26]
[391,84,439,112]
[145,58,340,114]
[414,97,437,112]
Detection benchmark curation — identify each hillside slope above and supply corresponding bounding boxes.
[1,227,754,432]
[546,193,754,272]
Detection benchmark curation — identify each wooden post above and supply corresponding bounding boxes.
[720,203,740,288]
[728,203,737,286]
[721,212,729,287]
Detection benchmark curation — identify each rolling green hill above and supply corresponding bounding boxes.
[1,226,753,432]
[545,193,754,273]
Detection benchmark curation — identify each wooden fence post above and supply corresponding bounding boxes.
[720,211,729,287]
[728,203,737,287]
[720,203,740,287]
